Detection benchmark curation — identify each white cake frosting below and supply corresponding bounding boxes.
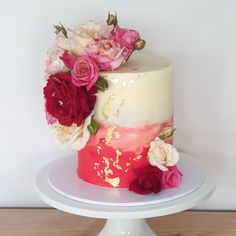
[94,52,173,127]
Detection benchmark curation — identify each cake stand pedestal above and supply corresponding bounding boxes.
[35,154,216,236]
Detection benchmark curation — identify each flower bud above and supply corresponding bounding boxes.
[159,127,176,140]
[106,12,118,26]
[87,117,99,135]
[54,23,68,38]
[134,39,145,50]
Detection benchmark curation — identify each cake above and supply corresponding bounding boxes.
[44,14,182,195]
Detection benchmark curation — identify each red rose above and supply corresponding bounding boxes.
[129,166,162,195]
[44,72,96,126]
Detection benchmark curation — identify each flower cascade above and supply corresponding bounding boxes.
[43,13,145,150]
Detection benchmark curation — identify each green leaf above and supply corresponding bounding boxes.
[54,22,68,38]
[87,117,99,135]
[96,77,108,92]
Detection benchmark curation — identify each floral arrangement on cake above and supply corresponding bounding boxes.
[43,13,182,195]
[44,13,145,150]
[129,127,182,194]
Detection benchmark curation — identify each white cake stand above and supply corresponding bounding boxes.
[35,153,216,236]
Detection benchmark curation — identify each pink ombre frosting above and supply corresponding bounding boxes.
[87,116,173,152]
[78,116,173,188]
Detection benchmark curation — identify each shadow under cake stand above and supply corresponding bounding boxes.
[35,153,216,236]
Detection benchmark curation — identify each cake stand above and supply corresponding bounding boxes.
[35,153,216,236]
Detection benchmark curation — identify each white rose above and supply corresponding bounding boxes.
[50,113,93,150]
[147,137,179,171]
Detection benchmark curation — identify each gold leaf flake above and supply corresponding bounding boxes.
[103,157,113,176]
[102,95,115,119]
[94,162,100,170]
[133,155,142,161]
[115,131,120,139]
[105,125,116,145]
[105,177,120,187]
[113,99,125,117]
[97,171,102,177]
[116,148,122,156]
[97,146,102,155]
[102,156,120,187]
[112,148,122,170]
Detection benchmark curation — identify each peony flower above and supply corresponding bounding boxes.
[45,46,64,77]
[111,25,139,50]
[55,22,113,55]
[161,165,182,189]
[55,32,92,55]
[147,137,179,171]
[50,112,93,150]
[86,39,128,71]
[129,166,162,194]
[43,72,97,127]
[72,55,99,90]
[73,21,113,40]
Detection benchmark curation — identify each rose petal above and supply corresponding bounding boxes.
[60,51,77,69]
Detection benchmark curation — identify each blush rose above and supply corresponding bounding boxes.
[71,55,99,91]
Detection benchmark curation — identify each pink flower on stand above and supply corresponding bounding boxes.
[129,165,182,195]
[161,165,183,189]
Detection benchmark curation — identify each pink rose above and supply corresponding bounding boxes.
[45,46,64,77]
[60,50,77,69]
[86,39,128,71]
[71,55,99,91]
[111,25,139,50]
[161,166,182,189]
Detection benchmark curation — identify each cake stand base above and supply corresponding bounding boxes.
[35,153,216,236]
[98,219,155,236]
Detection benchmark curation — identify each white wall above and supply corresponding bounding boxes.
[0,0,235,209]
